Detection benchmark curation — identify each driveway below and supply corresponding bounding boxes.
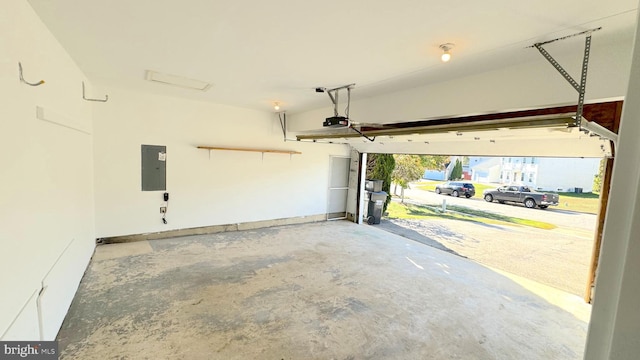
[379,186,597,297]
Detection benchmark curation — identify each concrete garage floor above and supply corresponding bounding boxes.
[58,221,590,359]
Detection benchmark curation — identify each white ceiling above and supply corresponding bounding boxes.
[27,0,638,114]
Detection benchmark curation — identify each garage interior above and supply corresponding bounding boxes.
[3,1,640,359]
[58,222,591,359]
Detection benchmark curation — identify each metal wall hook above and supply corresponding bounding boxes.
[18,62,45,86]
[82,81,109,102]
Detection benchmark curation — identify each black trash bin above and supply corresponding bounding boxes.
[367,191,387,225]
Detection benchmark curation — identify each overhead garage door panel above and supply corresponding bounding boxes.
[296,113,614,158]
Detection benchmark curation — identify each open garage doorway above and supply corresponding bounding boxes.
[375,155,600,298]
[297,100,622,303]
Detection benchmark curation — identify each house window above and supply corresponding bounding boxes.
[522,157,526,163]
[521,173,525,181]
[531,157,536,164]
[500,172,503,179]
[508,158,511,163]
[506,173,510,180]
[529,173,534,182]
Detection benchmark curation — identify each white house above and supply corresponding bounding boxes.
[468,157,501,183]
[470,156,601,192]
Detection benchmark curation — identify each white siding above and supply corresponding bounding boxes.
[488,157,601,192]
[535,158,601,192]
[469,157,502,183]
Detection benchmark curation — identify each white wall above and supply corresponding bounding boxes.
[1,0,350,340]
[535,158,600,192]
[92,87,350,238]
[0,0,95,340]
[585,8,640,358]
[290,29,633,130]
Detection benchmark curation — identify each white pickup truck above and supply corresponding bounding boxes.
[482,185,560,209]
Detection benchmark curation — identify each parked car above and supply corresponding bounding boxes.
[435,181,476,198]
[483,185,559,209]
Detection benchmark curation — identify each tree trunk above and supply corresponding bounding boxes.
[393,182,398,195]
[401,187,405,203]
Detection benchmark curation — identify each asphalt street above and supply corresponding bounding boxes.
[405,186,597,233]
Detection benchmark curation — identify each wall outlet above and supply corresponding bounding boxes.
[160,207,167,213]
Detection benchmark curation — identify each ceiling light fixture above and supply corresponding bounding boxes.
[274,102,280,111]
[439,43,455,62]
[145,70,211,91]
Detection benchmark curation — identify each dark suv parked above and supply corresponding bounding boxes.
[435,181,476,198]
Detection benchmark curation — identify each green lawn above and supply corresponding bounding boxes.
[387,201,556,230]
[414,180,601,214]
[553,192,600,214]
[415,180,440,192]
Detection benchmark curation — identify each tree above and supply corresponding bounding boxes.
[366,154,395,212]
[419,155,449,170]
[449,159,463,180]
[392,155,425,202]
[593,158,606,194]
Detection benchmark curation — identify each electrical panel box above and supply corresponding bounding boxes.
[141,145,166,191]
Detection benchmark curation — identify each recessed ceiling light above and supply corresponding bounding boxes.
[145,70,212,91]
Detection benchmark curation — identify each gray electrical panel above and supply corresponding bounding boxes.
[141,145,166,191]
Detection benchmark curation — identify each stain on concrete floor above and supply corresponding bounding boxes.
[57,221,589,359]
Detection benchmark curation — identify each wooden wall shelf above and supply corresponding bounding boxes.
[197,146,301,155]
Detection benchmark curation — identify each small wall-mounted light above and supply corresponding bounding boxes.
[439,43,455,62]
[273,102,280,111]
